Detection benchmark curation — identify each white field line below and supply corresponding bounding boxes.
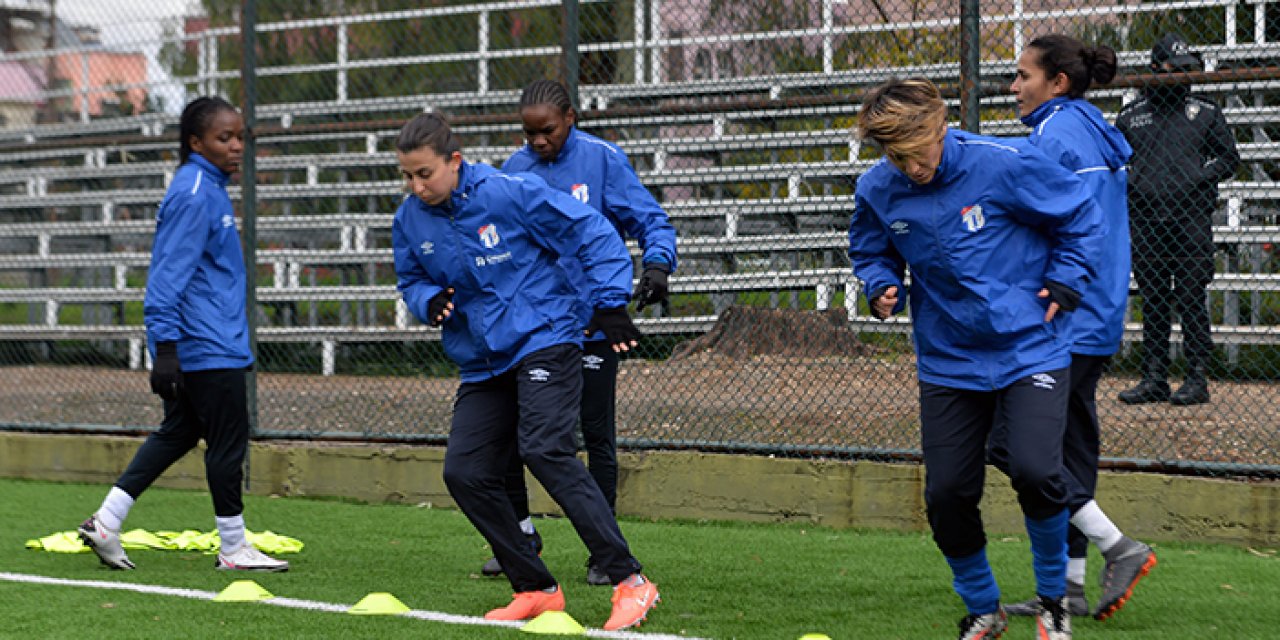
[0,572,703,640]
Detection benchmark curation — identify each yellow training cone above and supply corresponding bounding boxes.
[213,580,274,602]
[798,635,832,640]
[521,610,585,635]
[349,592,410,615]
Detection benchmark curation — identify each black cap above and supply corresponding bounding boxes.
[1151,34,1200,70]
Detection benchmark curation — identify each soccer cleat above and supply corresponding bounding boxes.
[1036,595,1072,639]
[956,606,1007,640]
[1095,536,1157,620]
[216,544,290,572]
[77,515,135,570]
[585,557,611,586]
[603,575,660,631]
[1004,582,1089,617]
[483,587,565,621]
[480,531,544,577]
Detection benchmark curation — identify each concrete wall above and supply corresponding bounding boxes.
[3,432,1277,546]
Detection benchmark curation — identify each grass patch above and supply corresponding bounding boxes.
[2,477,1277,638]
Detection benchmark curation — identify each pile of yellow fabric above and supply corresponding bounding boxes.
[26,529,303,555]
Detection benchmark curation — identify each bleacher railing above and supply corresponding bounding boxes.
[1,0,1277,476]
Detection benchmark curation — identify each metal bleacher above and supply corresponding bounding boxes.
[4,10,1280,374]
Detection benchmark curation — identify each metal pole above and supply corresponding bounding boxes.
[562,0,581,109]
[240,0,260,486]
[959,0,981,133]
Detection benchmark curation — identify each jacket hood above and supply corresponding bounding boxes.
[1024,96,1131,170]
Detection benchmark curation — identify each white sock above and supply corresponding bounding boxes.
[96,486,135,532]
[1067,557,1086,586]
[216,514,247,552]
[1070,500,1124,552]
[519,517,535,535]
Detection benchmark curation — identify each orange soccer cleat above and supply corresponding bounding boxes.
[483,587,565,621]
[603,575,660,631]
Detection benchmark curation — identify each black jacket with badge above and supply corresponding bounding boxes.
[1115,87,1239,257]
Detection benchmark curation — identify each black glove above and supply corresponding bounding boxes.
[427,287,455,327]
[1043,280,1081,312]
[632,263,670,312]
[586,306,642,346]
[149,341,182,401]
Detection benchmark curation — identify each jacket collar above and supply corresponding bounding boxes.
[557,126,581,161]
[927,128,962,188]
[1020,96,1071,129]
[187,153,231,187]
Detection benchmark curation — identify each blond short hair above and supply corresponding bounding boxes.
[856,77,947,159]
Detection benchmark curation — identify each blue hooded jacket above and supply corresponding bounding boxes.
[503,127,678,334]
[392,161,634,382]
[143,152,253,371]
[849,129,1105,391]
[1022,96,1133,356]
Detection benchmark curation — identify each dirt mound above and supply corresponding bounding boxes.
[671,306,877,361]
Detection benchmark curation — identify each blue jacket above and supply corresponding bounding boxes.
[393,161,634,382]
[848,129,1104,391]
[143,153,253,371]
[1023,96,1133,356]
[504,127,678,335]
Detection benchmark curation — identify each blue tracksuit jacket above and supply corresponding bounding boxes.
[503,127,678,334]
[848,129,1105,391]
[143,153,253,371]
[1023,96,1133,356]
[392,161,634,382]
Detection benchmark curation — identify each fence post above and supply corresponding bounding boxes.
[959,0,981,133]
[241,0,261,451]
[563,0,581,108]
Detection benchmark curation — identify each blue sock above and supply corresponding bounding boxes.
[1025,509,1069,599]
[946,548,1001,615]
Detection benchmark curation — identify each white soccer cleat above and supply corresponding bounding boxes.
[78,514,136,570]
[216,544,289,572]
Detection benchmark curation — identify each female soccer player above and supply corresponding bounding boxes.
[1004,34,1157,621]
[391,112,659,630]
[78,96,288,573]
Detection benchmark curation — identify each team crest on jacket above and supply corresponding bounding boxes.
[571,183,590,204]
[961,204,985,232]
[478,224,500,248]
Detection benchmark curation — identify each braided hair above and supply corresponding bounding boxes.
[519,79,574,114]
[178,96,238,165]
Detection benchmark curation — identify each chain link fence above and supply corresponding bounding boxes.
[1,0,1277,475]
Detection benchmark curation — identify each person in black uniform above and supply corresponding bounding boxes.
[1115,34,1239,406]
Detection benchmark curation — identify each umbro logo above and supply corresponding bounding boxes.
[1031,373,1057,390]
[221,214,234,228]
[890,221,909,235]
[527,368,551,383]
[420,240,434,255]
[583,355,604,371]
